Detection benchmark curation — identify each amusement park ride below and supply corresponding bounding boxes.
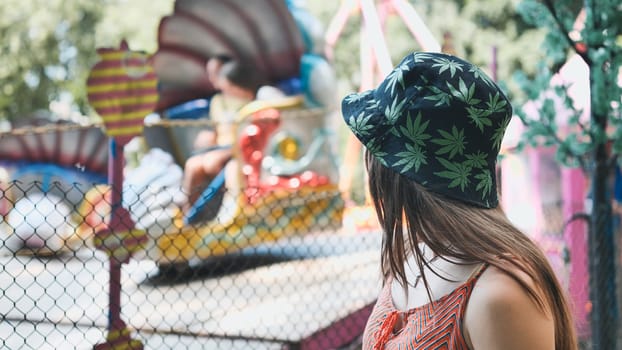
[1,1,355,348]
[0,0,442,265]
[0,0,449,275]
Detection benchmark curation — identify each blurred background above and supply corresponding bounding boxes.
[0,0,620,349]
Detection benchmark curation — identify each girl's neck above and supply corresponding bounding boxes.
[392,248,482,310]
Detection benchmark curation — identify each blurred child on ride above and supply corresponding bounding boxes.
[182,57,267,209]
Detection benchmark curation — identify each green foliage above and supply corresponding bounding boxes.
[446,0,546,97]
[0,0,173,123]
[513,0,621,167]
[516,0,581,67]
[0,0,105,122]
[95,0,174,54]
[0,0,546,126]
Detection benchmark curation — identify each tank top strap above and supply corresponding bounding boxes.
[458,262,489,321]
[452,263,488,347]
[468,262,489,282]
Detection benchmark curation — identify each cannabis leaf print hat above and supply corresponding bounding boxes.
[341,52,512,208]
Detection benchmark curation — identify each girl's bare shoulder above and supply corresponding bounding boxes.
[463,265,555,350]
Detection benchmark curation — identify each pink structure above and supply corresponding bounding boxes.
[501,54,592,336]
[562,167,590,336]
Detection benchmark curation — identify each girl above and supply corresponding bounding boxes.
[341,52,578,350]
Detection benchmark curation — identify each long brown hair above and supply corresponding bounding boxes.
[365,151,578,350]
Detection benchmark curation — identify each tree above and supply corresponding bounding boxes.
[0,0,173,124]
[0,0,104,122]
[420,0,547,98]
[513,0,622,348]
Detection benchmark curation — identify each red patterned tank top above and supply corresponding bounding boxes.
[362,264,488,350]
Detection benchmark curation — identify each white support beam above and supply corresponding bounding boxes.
[359,0,393,76]
[391,0,441,52]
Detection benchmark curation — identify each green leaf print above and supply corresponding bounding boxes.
[431,57,464,78]
[384,97,409,124]
[423,85,452,107]
[394,143,428,172]
[384,58,412,94]
[389,126,401,137]
[474,169,493,199]
[365,97,380,111]
[432,126,466,159]
[367,139,389,166]
[464,151,488,169]
[399,112,431,147]
[348,111,375,137]
[468,66,495,87]
[486,92,508,114]
[412,52,436,63]
[466,106,493,132]
[435,157,472,191]
[447,78,481,105]
[343,90,372,104]
[491,117,511,150]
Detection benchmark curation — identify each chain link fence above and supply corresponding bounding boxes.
[0,178,381,350]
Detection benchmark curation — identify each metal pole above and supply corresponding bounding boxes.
[108,139,125,328]
[94,139,143,350]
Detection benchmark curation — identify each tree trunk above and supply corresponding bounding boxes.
[589,115,619,349]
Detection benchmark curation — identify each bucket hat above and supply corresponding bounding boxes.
[341,52,512,208]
